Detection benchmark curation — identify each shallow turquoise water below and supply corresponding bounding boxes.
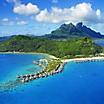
[0,54,44,83]
[0,54,104,104]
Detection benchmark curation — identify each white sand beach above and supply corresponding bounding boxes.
[62,57,104,63]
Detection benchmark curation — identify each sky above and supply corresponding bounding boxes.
[0,0,104,36]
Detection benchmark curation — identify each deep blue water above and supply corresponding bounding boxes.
[0,54,104,104]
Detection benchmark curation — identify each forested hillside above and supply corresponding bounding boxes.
[0,35,102,58]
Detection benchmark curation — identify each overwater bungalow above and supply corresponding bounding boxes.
[17,59,66,83]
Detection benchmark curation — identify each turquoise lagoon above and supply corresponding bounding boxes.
[0,54,104,104]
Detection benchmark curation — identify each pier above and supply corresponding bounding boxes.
[17,61,67,83]
[16,57,104,83]
[74,57,104,63]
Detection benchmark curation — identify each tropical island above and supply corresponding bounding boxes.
[0,22,104,84]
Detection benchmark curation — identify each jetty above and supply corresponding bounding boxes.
[73,57,104,63]
[17,56,104,83]
[62,57,104,63]
[17,59,66,83]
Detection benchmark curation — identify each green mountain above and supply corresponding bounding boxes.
[0,22,103,57]
[44,22,104,39]
[0,22,104,42]
[0,35,102,58]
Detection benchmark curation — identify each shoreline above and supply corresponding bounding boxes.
[62,56,104,63]
[1,53,104,87]
[1,52,104,61]
[0,52,57,59]
[0,52,56,60]
[1,52,104,65]
[17,56,104,83]
[0,52,48,55]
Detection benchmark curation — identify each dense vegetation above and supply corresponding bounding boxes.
[0,35,102,58]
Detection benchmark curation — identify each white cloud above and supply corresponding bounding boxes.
[13,3,40,15]
[17,21,28,25]
[2,18,9,22]
[1,18,27,26]
[6,0,21,5]
[96,9,101,17]
[1,21,14,26]
[1,18,14,26]
[35,2,104,24]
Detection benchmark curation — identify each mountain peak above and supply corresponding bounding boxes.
[45,22,104,39]
[60,23,75,29]
[76,22,83,28]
